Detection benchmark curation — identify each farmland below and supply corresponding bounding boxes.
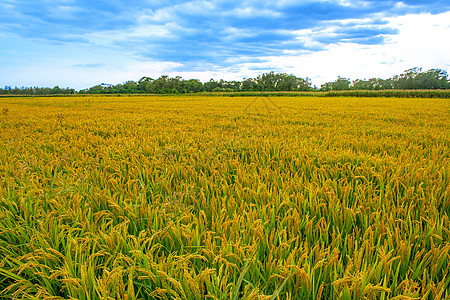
[0,95,449,299]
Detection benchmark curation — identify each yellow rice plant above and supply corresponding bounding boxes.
[0,95,449,299]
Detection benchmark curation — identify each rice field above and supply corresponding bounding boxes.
[0,95,449,299]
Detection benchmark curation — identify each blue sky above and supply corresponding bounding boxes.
[1,0,449,89]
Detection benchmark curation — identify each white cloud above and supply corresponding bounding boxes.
[50,5,84,19]
[137,9,173,23]
[383,12,450,67]
[221,27,256,42]
[259,11,450,86]
[179,0,217,15]
[78,23,183,47]
[229,7,283,18]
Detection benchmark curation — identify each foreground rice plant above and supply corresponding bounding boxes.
[0,95,449,299]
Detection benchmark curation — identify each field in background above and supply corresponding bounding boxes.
[0,95,449,299]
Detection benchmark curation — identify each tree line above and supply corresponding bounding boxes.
[76,72,313,94]
[1,68,449,95]
[321,68,449,91]
[0,86,76,95]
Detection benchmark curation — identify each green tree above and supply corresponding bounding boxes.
[414,69,449,89]
[241,78,257,91]
[204,79,219,92]
[184,79,203,93]
[321,76,351,91]
[392,68,421,89]
[138,77,154,92]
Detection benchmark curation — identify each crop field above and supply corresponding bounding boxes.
[0,95,449,299]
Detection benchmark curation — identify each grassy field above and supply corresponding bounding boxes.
[0,95,449,299]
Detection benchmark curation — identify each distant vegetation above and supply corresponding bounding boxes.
[1,67,449,96]
[218,90,450,99]
[0,86,76,95]
[320,68,450,91]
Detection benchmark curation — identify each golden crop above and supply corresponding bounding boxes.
[0,95,449,299]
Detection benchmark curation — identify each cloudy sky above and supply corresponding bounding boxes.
[1,0,449,89]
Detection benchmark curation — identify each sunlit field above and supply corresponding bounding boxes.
[1,95,449,299]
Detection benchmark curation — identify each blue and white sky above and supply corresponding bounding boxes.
[1,0,449,89]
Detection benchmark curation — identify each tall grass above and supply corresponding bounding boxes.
[0,95,449,299]
[211,90,450,98]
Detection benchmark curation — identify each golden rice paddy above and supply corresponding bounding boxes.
[0,95,449,299]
